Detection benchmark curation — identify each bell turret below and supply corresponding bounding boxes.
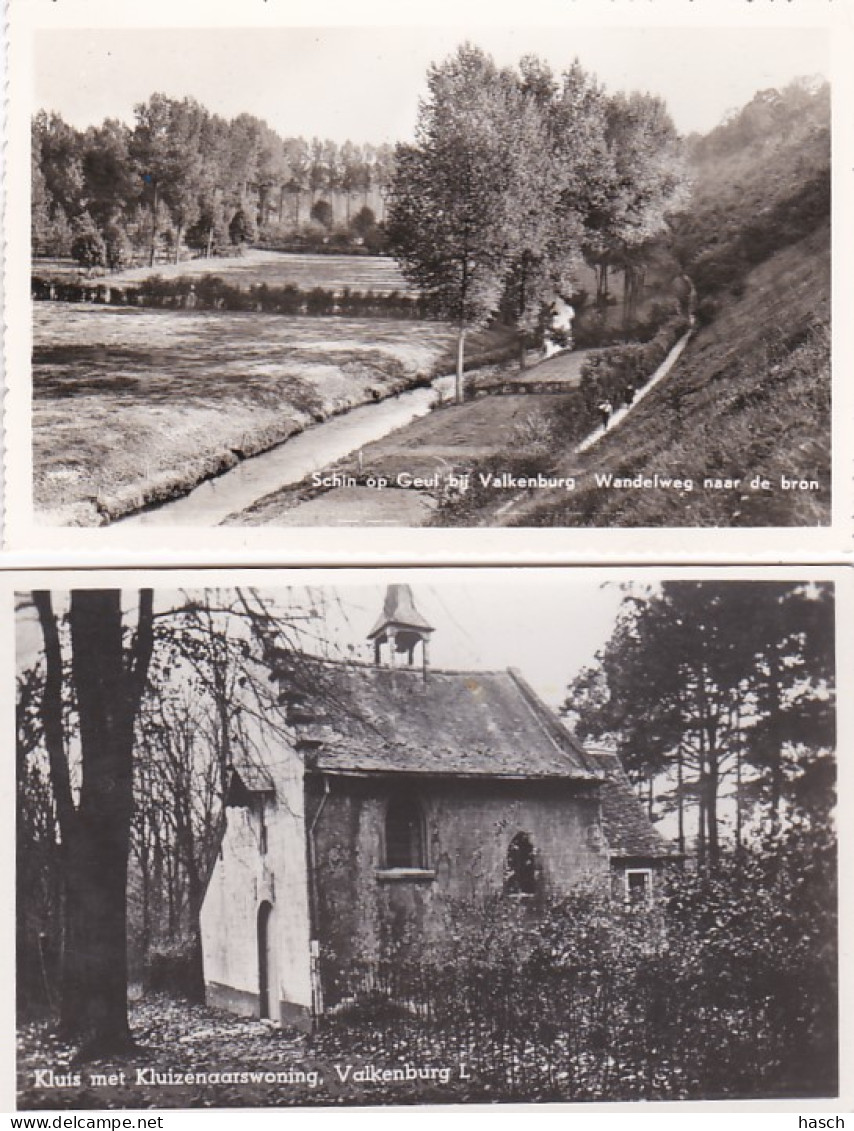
[368,584,434,672]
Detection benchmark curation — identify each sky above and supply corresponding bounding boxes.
[14,577,629,709]
[33,26,830,143]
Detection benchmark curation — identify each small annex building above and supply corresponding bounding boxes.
[200,585,673,1030]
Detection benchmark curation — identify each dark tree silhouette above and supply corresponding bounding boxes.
[32,590,154,1053]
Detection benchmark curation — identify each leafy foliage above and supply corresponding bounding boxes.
[564,582,835,860]
[32,100,397,269]
[325,824,835,1101]
[673,79,830,300]
[388,47,686,382]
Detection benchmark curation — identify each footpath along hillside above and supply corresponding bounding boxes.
[508,223,830,528]
[231,222,829,530]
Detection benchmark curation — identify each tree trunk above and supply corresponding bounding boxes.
[696,734,707,867]
[148,183,159,269]
[518,333,528,371]
[174,224,182,266]
[60,827,133,1049]
[64,591,141,1051]
[735,736,743,852]
[33,589,154,1054]
[767,647,784,821]
[707,738,719,867]
[676,747,685,855]
[455,326,466,405]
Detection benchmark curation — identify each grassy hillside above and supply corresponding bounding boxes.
[516,222,830,527]
[675,79,829,309]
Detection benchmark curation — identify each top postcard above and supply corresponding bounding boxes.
[4,0,852,560]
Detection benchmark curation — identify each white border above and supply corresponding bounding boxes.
[3,0,852,561]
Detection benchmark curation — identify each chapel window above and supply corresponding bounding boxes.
[625,868,652,904]
[385,797,426,869]
[505,832,537,895]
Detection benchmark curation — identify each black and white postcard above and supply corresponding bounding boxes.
[3,0,851,558]
[4,566,850,1112]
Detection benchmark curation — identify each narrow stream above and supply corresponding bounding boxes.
[117,375,455,527]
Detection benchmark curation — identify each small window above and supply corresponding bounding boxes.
[505,832,537,895]
[625,869,652,904]
[258,802,268,856]
[385,797,425,869]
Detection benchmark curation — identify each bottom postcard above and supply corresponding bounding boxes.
[5,567,849,1110]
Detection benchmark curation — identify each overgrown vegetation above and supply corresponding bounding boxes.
[324,826,835,1102]
[17,825,836,1106]
[673,78,829,306]
[433,310,690,525]
[513,231,830,528]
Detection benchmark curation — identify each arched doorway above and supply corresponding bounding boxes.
[257,901,274,1019]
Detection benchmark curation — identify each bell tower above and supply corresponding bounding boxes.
[368,584,434,674]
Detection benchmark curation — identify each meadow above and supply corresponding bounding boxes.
[102,249,414,294]
[32,300,513,525]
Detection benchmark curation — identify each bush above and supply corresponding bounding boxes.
[70,224,107,271]
[229,207,257,246]
[351,205,377,239]
[143,937,204,1001]
[32,269,442,322]
[103,221,133,270]
[324,825,836,1101]
[310,199,334,230]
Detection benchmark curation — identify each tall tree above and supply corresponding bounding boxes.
[32,590,154,1052]
[283,137,310,225]
[388,45,532,402]
[564,582,834,865]
[502,56,608,368]
[590,92,686,314]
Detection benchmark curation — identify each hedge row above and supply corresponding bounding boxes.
[578,312,691,411]
[32,273,440,321]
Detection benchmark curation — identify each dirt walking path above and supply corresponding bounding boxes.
[228,328,692,529]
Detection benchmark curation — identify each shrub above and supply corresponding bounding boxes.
[323,825,836,1101]
[310,199,334,230]
[103,221,133,270]
[70,222,107,271]
[229,207,257,246]
[143,937,204,1001]
[351,205,377,239]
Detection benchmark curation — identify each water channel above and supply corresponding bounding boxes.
[117,375,455,527]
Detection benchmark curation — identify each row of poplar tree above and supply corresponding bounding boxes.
[32,97,396,267]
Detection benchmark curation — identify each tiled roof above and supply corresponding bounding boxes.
[300,663,596,781]
[584,747,673,859]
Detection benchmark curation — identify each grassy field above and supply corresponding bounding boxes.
[33,303,513,525]
[99,249,414,295]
